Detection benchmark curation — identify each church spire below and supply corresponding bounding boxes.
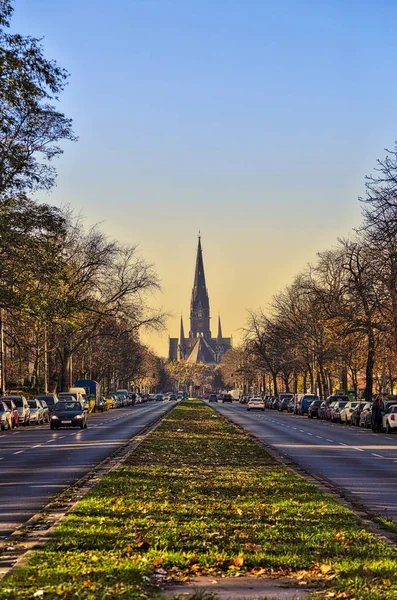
[180,314,185,343]
[189,235,211,339]
[217,314,223,342]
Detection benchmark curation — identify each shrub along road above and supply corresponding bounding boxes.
[0,400,397,599]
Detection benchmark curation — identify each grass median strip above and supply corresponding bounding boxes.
[1,399,397,599]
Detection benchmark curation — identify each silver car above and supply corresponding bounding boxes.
[28,399,44,425]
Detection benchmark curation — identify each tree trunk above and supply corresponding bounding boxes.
[272,371,278,396]
[365,330,375,403]
[303,370,308,394]
[59,343,72,392]
[317,372,323,400]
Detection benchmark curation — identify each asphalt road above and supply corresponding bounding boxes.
[0,401,173,538]
[210,402,397,524]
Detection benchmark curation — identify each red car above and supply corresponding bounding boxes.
[1,399,19,428]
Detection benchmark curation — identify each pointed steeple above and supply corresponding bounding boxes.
[217,314,223,342]
[180,314,185,343]
[190,234,211,339]
[192,235,207,300]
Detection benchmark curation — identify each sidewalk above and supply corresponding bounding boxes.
[0,399,397,599]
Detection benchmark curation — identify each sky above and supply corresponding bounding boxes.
[11,0,397,356]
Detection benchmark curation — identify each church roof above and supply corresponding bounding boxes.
[186,336,216,364]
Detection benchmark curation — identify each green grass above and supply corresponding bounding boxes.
[1,400,397,599]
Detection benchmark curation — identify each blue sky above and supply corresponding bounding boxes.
[11,0,397,355]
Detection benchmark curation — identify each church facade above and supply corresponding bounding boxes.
[168,237,232,364]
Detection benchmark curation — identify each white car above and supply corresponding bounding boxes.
[340,401,360,424]
[383,404,397,434]
[247,397,265,412]
[28,399,44,425]
[0,401,12,430]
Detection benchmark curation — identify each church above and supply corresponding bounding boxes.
[168,236,232,364]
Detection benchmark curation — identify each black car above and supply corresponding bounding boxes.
[307,399,322,418]
[209,394,218,403]
[222,394,233,403]
[50,400,88,430]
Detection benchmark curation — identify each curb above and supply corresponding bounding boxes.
[0,403,176,580]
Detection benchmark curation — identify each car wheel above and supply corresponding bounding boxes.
[50,423,55,430]
[247,408,250,411]
[84,421,88,429]
[386,422,392,434]
[80,422,84,429]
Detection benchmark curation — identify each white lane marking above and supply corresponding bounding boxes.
[46,439,55,443]
[32,444,41,448]
[0,457,3,460]
[354,447,364,452]
[307,433,313,436]
[316,436,322,439]
[326,439,334,442]
[339,443,347,446]
[13,450,24,455]
[371,453,384,458]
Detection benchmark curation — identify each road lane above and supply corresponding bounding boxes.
[210,402,397,524]
[0,401,174,538]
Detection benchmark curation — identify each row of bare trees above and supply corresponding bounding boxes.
[0,2,165,394]
[240,143,397,401]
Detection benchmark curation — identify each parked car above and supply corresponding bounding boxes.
[247,397,265,412]
[209,394,218,403]
[297,394,319,415]
[155,394,164,402]
[324,401,336,421]
[277,393,294,412]
[1,399,19,428]
[318,401,328,420]
[382,404,397,434]
[340,401,361,424]
[94,396,107,412]
[270,397,278,410]
[239,395,249,404]
[329,400,348,422]
[35,394,58,416]
[28,399,45,425]
[36,399,50,423]
[359,403,372,428]
[288,396,297,413]
[350,402,367,426]
[169,394,177,401]
[0,401,12,430]
[222,394,233,403]
[2,396,30,426]
[307,399,322,418]
[50,400,88,429]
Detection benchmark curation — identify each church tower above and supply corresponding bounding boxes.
[189,235,211,339]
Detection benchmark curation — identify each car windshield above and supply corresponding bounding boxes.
[28,401,37,408]
[0,403,5,411]
[11,398,23,407]
[350,402,359,407]
[55,401,81,411]
[338,402,347,408]
[311,400,322,406]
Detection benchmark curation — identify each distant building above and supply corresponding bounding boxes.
[169,236,232,364]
